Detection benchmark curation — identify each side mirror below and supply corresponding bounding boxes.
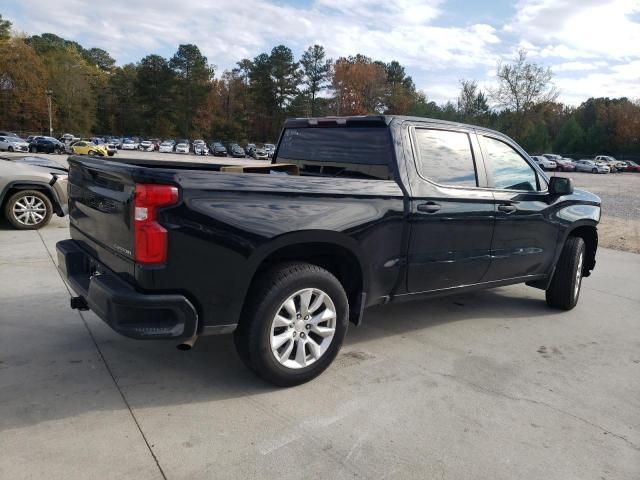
[549,176,574,195]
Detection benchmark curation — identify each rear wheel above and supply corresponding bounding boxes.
[546,237,585,310]
[4,190,53,230]
[234,262,349,386]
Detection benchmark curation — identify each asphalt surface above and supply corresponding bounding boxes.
[0,215,639,479]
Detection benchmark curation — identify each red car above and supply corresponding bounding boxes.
[624,161,640,172]
[542,154,575,171]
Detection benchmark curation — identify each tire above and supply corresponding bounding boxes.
[591,168,598,173]
[546,237,585,310]
[4,190,53,230]
[88,150,96,156]
[234,262,349,387]
[8,146,14,152]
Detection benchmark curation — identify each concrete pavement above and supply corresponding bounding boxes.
[1,217,639,479]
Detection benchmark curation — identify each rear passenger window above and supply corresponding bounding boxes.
[413,129,477,187]
[482,136,538,191]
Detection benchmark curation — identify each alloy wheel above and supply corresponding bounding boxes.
[269,288,337,369]
[12,196,47,226]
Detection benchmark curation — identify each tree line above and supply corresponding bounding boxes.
[1,13,638,155]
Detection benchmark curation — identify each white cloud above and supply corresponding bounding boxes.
[554,61,600,72]
[6,0,639,105]
[507,0,640,60]
[11,0,499,73]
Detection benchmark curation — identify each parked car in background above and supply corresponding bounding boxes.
[210,142,227,157]
[193,140,209,155]
[264,143,276,158]
[139,140,155,152]
[29,137,65,154]
[595,155,626,172]
[177,139,189,148]
[60,133,79,144]
[245,143,256,156]
[0,154,68,230]
[175,143,190,154]
[110,137,124,149]
[120,139,138,150]
[252,144,268,160]
[555,158,575,171]
[532,155,557,170]
[90,138,117,157]
[159,141,174,153]
[0,136,30,152]
[0,131,20,138]
[228,143,246,158]
[541,154,574,171]
[70,141,109,157]
[623,161,640,172]
[574,159,610,174]
[105,138,119,155]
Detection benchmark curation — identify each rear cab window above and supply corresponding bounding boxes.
[276,126,394,180]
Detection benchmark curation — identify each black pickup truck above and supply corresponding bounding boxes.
[56,116,600,386]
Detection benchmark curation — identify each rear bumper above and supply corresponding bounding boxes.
[56,239,198,340]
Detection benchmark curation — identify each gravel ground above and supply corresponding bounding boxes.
[550,170,640,253]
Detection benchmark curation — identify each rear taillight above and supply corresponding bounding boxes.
[134,184,179,264]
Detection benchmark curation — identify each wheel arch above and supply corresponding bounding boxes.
[244,231,369,326]
[0,181,64,216]
[566,224,598,277]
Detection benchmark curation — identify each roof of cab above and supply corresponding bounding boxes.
[283,115,505,137]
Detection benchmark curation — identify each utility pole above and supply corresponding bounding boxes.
[46,89,53,137]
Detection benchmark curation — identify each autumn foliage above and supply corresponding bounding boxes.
[0,12,638,156]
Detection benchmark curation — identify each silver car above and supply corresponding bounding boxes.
[0,155,68,229]
[0,135,30,153]
[574,159,610,174]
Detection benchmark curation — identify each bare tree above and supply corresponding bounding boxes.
[490,49,558,113]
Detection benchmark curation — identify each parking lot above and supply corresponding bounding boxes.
[1,151,639,479]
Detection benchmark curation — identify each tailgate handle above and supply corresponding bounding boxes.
[417,202,441,213]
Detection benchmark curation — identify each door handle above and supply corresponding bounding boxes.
[417,202,441,213]
[498,203,517,213]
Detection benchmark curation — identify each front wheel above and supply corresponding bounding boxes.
[8,146,14,152]
[88,150,96,156]
[234,262,349,386]
[591,168,598,173]
[546,237,585,310]
[4,190,53,230]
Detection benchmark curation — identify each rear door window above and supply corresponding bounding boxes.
[413,128,478,187]
[277,127,393,180]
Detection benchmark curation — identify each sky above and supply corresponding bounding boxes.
[3,0,640,105]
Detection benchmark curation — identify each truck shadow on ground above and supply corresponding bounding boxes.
[0,285,557,432]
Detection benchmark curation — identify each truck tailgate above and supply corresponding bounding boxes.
[67,157,138,274]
